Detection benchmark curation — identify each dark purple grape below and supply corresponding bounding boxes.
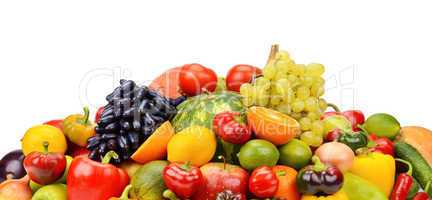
[88,149,99,161]
[127,132,140,149]
[105,122,119,132]
[98,143,108,156]
[120,120,131,131]
[101,133,117,140]
[132,120,141,131]
[99,115,115,126]
[120,80,135,93]
[87,137,100,150]
[106,139,117,150]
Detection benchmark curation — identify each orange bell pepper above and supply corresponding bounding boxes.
[272,165,301,200]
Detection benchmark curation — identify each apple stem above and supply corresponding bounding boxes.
[326,103,341,113]
[83,106,90,124]
[101,151,119,164]
[43,141,50,153]
[218,155,227,170]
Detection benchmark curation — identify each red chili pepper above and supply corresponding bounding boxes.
[249,166,279,198]
[391,159,416,200]
[163,162,204,199]
[67,151,129,200]
[369,133,394,156]
[23,142,66,185]
[94,106,105,123]
[213,112,251,144]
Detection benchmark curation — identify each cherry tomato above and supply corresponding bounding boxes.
[249,166,279,198]
[342,110,365,131]
[226,64,262,92]
[179,63,218,96]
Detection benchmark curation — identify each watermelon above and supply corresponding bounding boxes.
[171,92,246,133]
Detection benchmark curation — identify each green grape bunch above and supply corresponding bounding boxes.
[239,45,329,147]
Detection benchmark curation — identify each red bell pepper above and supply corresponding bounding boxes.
[67,151,129,200]
[23,142,66,185]
[163,162,203,199]
[249,166,279,198]
[391,159,414,200]
[369,133,394,156]
[213,111,251,144]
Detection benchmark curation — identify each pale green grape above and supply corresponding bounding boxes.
[263,65,276,80]
[240,84,254,106]
[276,50,291,60]
[314,77,325,86]
[311,84,324,97]
[307,111,319,120]
[291,112,302,120]
[256,77,271,87]
[304,97,318,112]
[276,103,291,115]
[274,72,289,80]
[302,76,314,88]
[311,120,324,136]
[291,99,305,113]
[275,60,290,73]
[300,131,323,147]
[291,64,306,76]
[318,98,328,111]
[283,88,294,103]
[299,117,312,131]
[256,86,270,107]
[305,63,325,77]
[296,86,310,100]
[270,95,282,106]
[287,75,300,88]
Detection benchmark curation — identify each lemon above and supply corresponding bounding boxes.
[21,125,67,155]
[167,126,217,166]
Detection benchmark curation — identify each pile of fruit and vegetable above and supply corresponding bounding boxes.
[1,44,432,200]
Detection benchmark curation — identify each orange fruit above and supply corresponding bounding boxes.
[247,106,300,146]
[131,121,175,164]
[272,165,301,200]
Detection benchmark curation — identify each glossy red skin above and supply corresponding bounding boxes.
[179,63,218,96]
[342,110,365,131]
[249,166,279,198]
[325,129,342,142]
[226,64,262,92]
[193,163,249,200]
[43,119,63,131]
[213,112,251,144]
[391,173,413,200]
[369,134,394,156]
[163,162,204,198]
[412,192,430,200]
[94,106,104,123]
[67,156,129,200]
[23,151,66,185]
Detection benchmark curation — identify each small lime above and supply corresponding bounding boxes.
[364,113,400,140]
[237,139,280,170]
[278,139,312,170]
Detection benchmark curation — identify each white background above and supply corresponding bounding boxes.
[1,0,431,156]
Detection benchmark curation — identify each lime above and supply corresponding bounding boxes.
[278,139,312,170]
[364,113,400,140]
[237,139,280,170]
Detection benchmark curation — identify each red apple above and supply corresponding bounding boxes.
[193,162,249,200]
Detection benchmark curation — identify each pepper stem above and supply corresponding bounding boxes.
[181,161,192,172]
[395,159,413,176]
[42,141,49,154]
[163,189,180,200]
[83,106,90,124]
[425,179,431,194]
[326,103,341,113]
[311,156,327,172]
[119,185,132,200]
[218,155,227,170]
[101,151,119,164]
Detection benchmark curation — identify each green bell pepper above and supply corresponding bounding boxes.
[338,131,368,151]
[343,173,388,200]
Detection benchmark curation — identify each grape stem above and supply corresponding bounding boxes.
[266,44,279,65]
[326,103,341,113]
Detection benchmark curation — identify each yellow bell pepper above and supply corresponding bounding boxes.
[301,190,348,200]
[63,107,96,147]
[349,152,395,196]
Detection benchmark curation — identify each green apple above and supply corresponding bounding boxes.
[55,155,73,184]
[323,115,352,134]
[32,184,67,200]
[364,113,400,140]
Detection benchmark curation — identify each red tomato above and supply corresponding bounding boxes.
[179,63,218,96]
[43,119,64,131]
[226,64,262,92]
[249,166,279,198]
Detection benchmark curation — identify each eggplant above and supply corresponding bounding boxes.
[0,150,26,183]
